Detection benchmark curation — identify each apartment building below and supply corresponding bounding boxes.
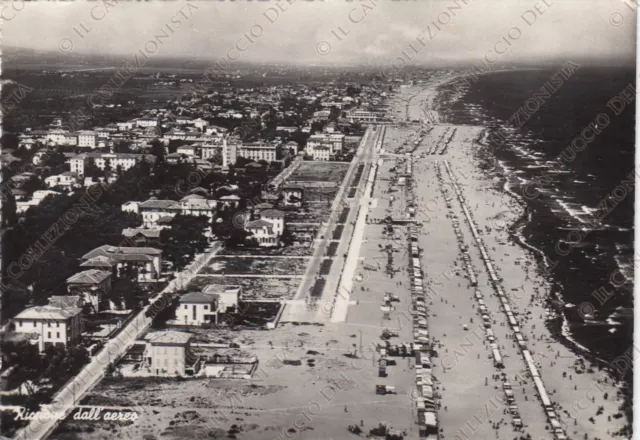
[238,142,277,163]
[77,130,97,148]
[13,306,83,352]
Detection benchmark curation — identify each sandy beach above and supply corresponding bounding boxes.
[391,78,628,440]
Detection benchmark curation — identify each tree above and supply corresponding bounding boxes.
[43,345,89,389]
[111,276,146,310]
[280,227,294,247]
[211,211,250,246]
[160,215,209,271]
[114,140,133,154]
[83,160,102,179]
[149,139,166,161]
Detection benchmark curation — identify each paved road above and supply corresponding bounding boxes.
[280,126,380,323]
[14,242,223,440]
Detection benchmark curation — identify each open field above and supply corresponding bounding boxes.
[302,186,340,202]
[285,208,328,224]
[289,162,350,182]
[187,276,300,301]
[218,246,314,257]
[57,324,417,440]
[200,257,309,276]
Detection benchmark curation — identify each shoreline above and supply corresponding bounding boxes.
[435,76,633,367]
[485,138,629,382]
[394,76,630,439]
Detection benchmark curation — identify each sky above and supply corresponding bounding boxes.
[1,0,636,67]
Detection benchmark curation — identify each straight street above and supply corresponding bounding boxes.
[280,126,380,323]
[14,242,224,440]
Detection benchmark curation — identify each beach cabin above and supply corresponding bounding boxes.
[523,350,540,378]
[492,348,504,368]
[533,376,552,408]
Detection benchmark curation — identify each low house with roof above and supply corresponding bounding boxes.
[261,193,280,205]
[136,117,159,128]
[244,209,285,247]
[121,201,141,214]
[166,152,194,164]
[259,209,285,236]
[139,198,181,228]
[44,172,76,190]
[81,245,163,281]
[179,194,217,220]
[13,305,83,352]
[144,331,201,377]
[176,144,198,157]
[178,285,241,326]
[117,121,135,131]
[122,228,163,247]
[16,190,60,214]
[66,269,112,314]
[281,184,304,208]
[244,219,278,246]
[284,141,299,155]
[217,194,241,209]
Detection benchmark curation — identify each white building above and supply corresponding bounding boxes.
[259,209,285,236]
[345,109,382,124]
[200,144,219,160]
[70,154,87,175]
[16,190,60,214]
[312,146,331,161]
[276,126,298,133]
[136,118,159,127]
[117,121,135,131]
[71,153,155,176]
[238,142,277,162]
[222,138,238,168]
[178,286,239,326]
[65,134,78,146]
[244,209,285,247]
[284,141,299,155]
[176,145,197,157]
[77,130,97,148]
[13,306,83,352]
[306,133,344,155]
[179,195,217,220]
[244,219,279,246]
[46,129,69,145]
[44,172,76,189]
[192,118,209,130]
[121,201,141,214]
[139,198,180,228]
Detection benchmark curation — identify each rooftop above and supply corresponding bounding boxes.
[203,285,242,295]
[15,305,82,321]
[245,219,274,231]
[261,209,285,219]
[147,330,193,345]
[180,291,219,304]
[66,269,111,285]
[82,245,161,261]
[48,295,82,309]
[140,199,181,210]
